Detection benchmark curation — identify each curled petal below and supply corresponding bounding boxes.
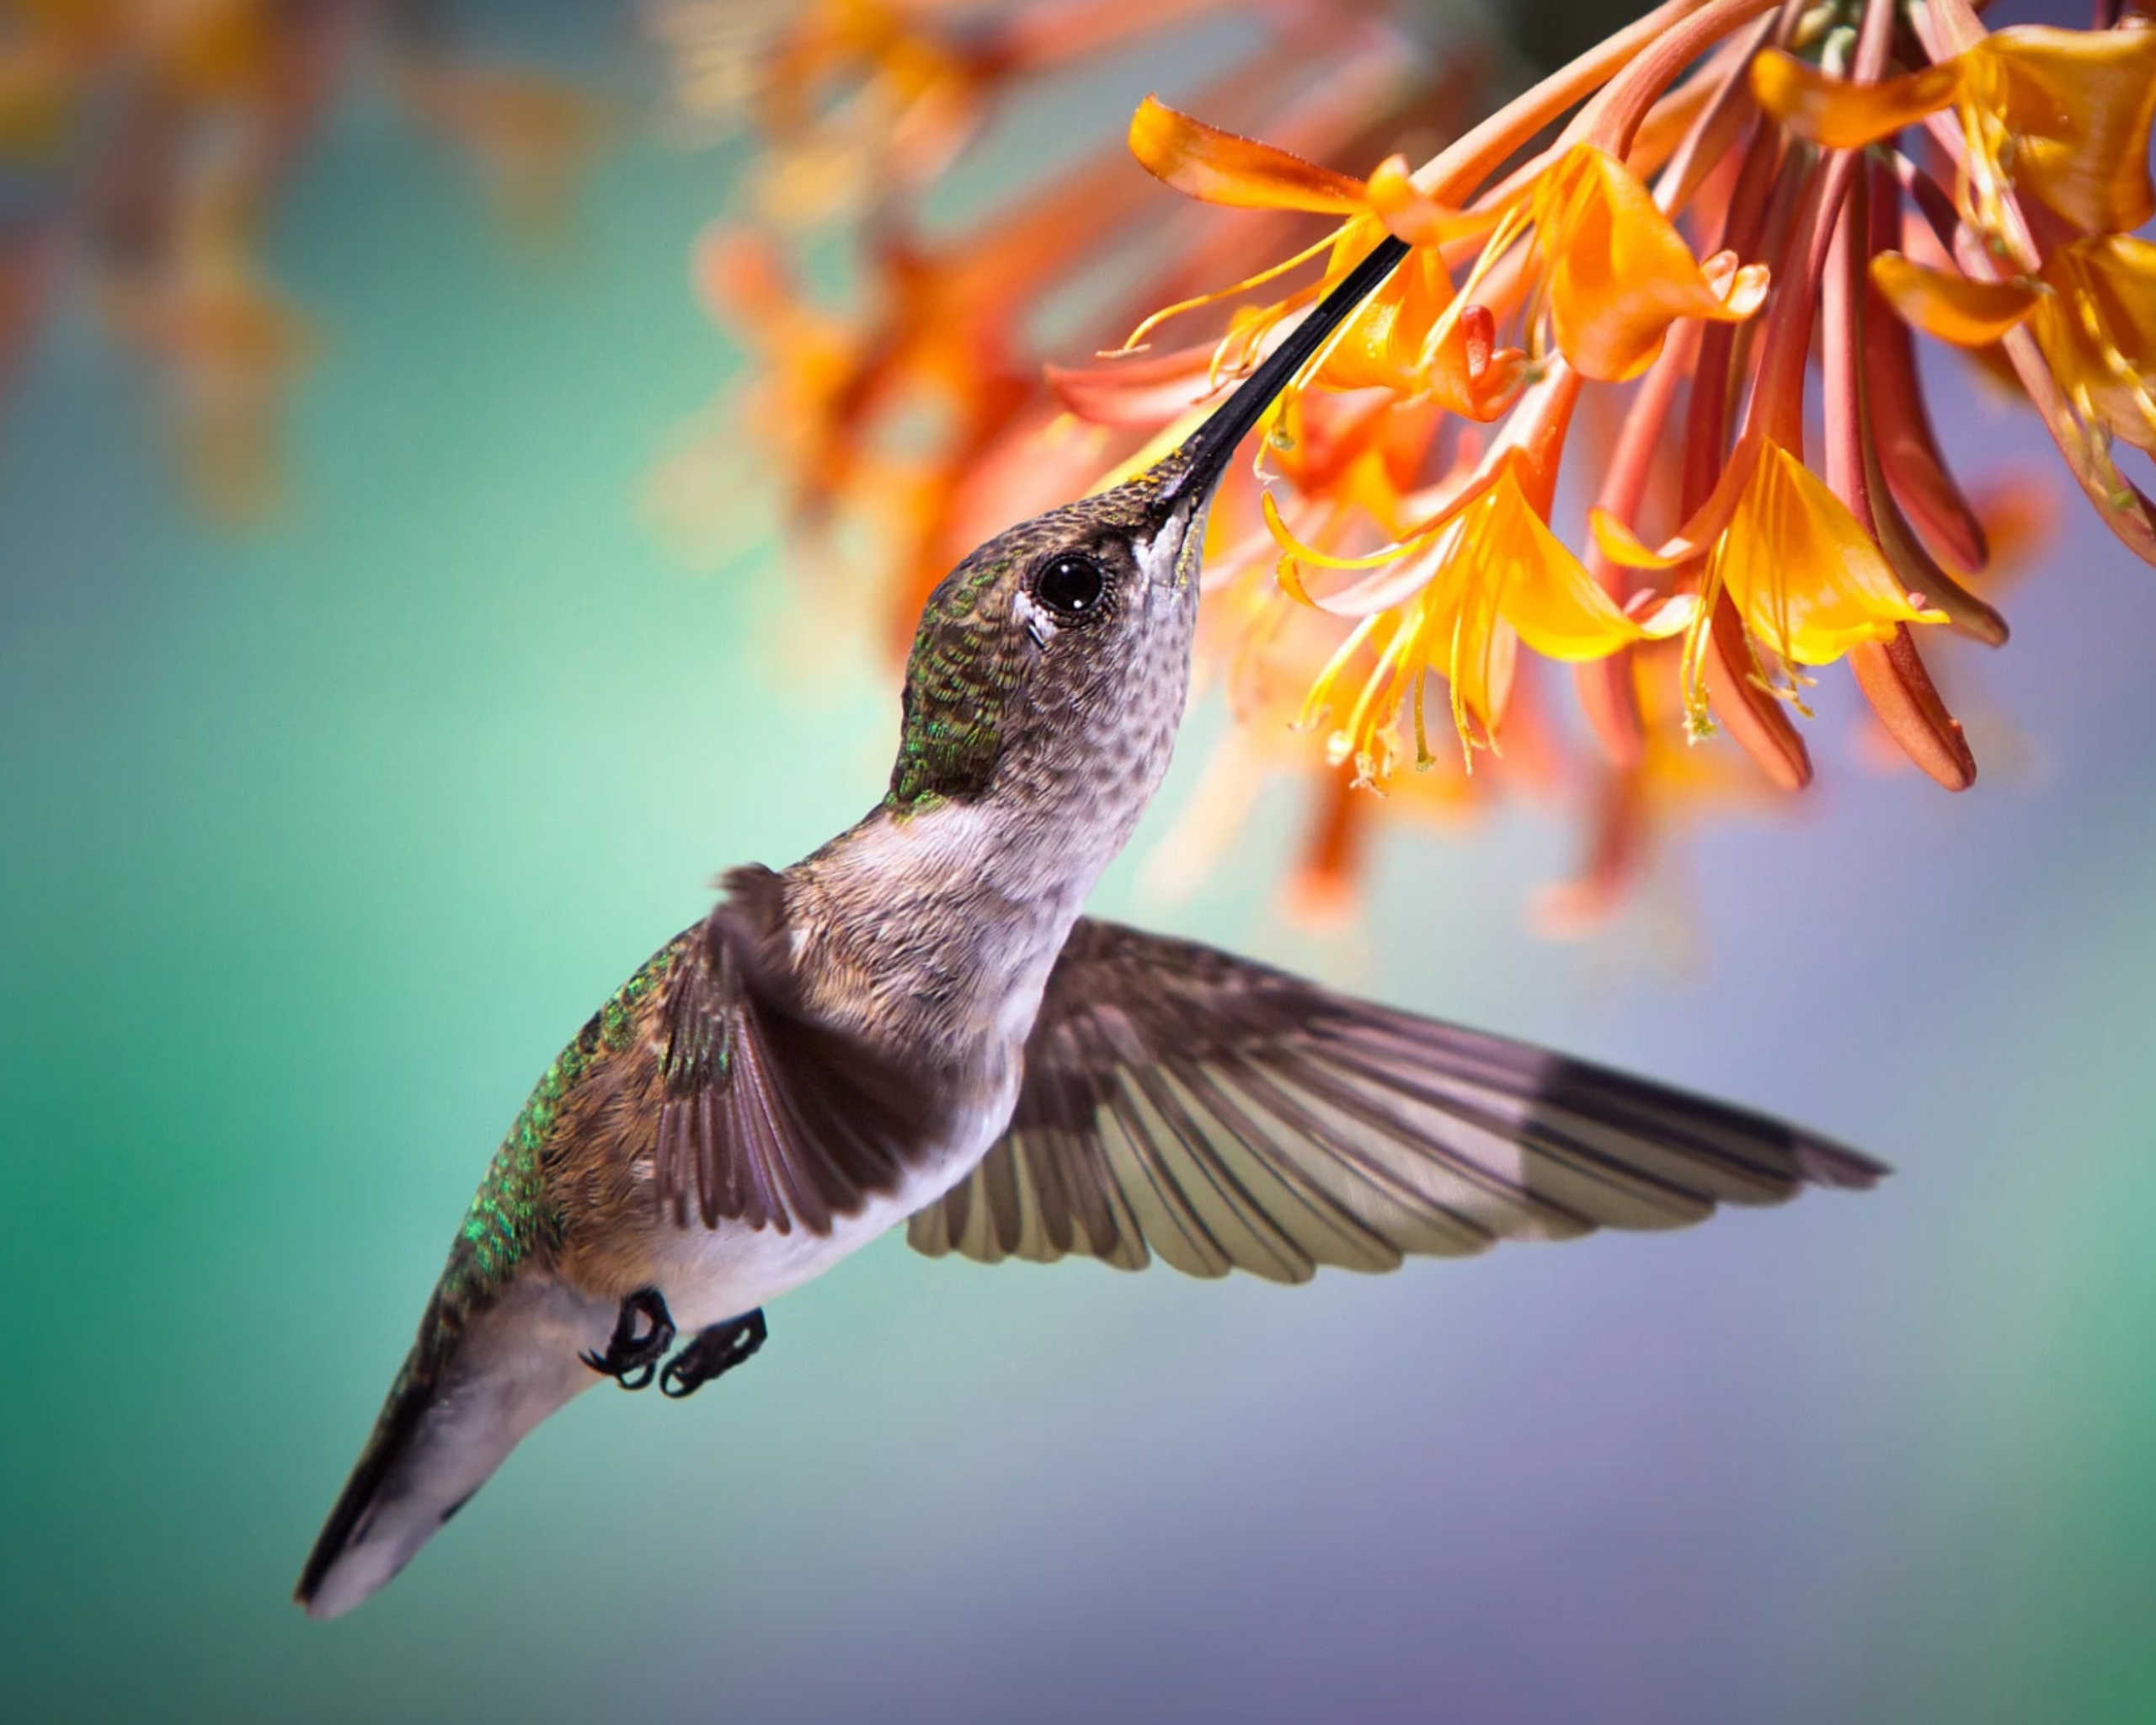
[1750,50,1962,150]
[1871,252,2039,346]
[1318,247,1452,394]
[1589,425,1756,570]
[1128,95,1369,212]
[1983,25,2156,235]
[1364,155,1500,247]
[1422,301,1528,420]
[1536,145,1769,383]
[1719,442,1946,665]
[1480,468,1688,661]
[1863,215,1991,574]
[2031,232,2156,455]
[1048,343,1219,427]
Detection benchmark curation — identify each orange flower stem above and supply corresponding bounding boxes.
[1651,13,1776,218]
[1924,0,1989,56]
[1673,109,1811,789]
[1741,0,1893,441]
[1860,152,1990,576]
[1881,147,1962,258]
[1500,361,1585,511]
[1822,158,1977,790]
[1577,318,1702,768]
[1411,0,1737,203]
[1682,116,1784,511]
[1465,36,1732,221]
[1573,0,1781,160]
[1849,627,1977,790]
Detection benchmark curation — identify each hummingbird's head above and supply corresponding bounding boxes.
[884,238,1408,819]
[883,468,1210,814]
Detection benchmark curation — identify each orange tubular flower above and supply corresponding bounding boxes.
[1124,96,1523,421]
[1280,373,1693,772]
[1527,143,1769,382]
[1875,238,2156,457]
[704,0,2156,933]
[1753,24,2156,239]
[1594,432,1948,733]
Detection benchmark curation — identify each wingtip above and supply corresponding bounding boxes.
[1795,1133,1890,1192]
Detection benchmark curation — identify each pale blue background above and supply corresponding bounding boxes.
[3,4,2153,1721]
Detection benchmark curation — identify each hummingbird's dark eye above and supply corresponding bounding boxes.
[1033,553,1107,621]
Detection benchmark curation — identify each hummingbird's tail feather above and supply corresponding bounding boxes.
[296,1280,604,1620]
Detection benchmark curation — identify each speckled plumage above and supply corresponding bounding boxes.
[293,248,1411,1616]
[452,939,686,1295]
[296,451,1229,1620]
[294,243,1875,1621]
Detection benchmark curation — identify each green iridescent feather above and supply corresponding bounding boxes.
[446,936,687,1299]
[888,547,1027,809]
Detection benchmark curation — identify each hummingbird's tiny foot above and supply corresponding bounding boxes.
[580,1287,676,1391]
[659,1309,768,1400]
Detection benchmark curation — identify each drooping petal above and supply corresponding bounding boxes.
[1534,144,1769,383]
[1047,341,1219,426]
[1750,50,1962,151]
[1364,154,1501,247]
[1984,24,2156,236]
[2031,232,2156,454]
[1128,94,1369,212]
[1589,428,1758,571]
[1315,244,1451,393]
[1870,252,2038,346]
[1309,242,1524,419]
[1716,441,1946,665]
[1420,300,1528,421]
[1479,467,1690,660]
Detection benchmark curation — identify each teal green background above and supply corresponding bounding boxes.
[5,11,2156,1723]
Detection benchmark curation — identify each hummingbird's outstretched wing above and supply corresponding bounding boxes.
[908,918,1881,1284]
[652,866,950,1235]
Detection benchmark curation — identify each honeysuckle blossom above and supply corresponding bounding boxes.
[1594,432,1948,729]
[1874,238,2156,458]
[691,0,2156,932]
[1524,143,1769,383]
[1753,23,2156,239]
[1122,97,1523,421]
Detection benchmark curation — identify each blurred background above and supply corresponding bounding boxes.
[3,1,2154,1721]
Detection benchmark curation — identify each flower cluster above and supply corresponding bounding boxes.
[0,1,606,518]
[680,0,2156,932]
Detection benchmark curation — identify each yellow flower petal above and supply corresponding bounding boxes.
[1983,25,2156,236]
[1535,145,1769,383]
[1717,442,1945,665]
[1364,154,1501,247]
[1128,95,1369,213]
[1478,467,1679,661]
[1760,28,2156,236]
[1750,50,1963,151]
[1870,252,2039,346]
[2031,232,2156,454]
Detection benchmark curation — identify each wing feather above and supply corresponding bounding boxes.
[908,917,1881,1281]
[650,867,952,1238]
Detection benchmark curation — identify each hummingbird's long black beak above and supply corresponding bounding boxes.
[1152,233,1410,516]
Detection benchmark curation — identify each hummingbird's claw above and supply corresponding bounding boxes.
[659,1309,768,1400]
[580,1287,676,1391]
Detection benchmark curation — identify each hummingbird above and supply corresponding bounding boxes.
[297,238,1882,1619]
